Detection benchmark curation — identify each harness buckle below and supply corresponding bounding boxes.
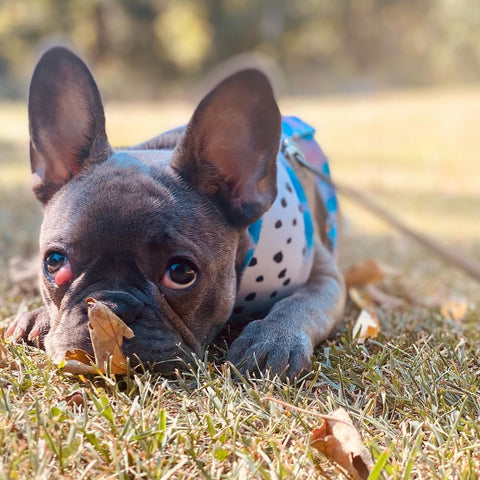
[281,139,309,169]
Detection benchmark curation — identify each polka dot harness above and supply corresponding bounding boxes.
[232,116,338,319]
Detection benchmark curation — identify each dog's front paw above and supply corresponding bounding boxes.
[6,307,50,348]
[226,319,313,380]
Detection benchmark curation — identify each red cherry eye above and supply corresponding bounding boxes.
[54,264,73,286]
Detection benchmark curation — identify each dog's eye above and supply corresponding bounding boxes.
[160,259,198,290]
[44,252,73,286]
[45,252,67,274]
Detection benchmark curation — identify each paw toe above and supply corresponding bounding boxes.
[6,308,49,348]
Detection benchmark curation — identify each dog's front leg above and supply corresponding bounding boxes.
[6,307,51,348]
[227,242,346,379]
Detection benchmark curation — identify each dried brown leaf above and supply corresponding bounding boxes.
[86,297,135,374]
[262,398,373,479]
[65,390,86,409]
[65,348,94,363]
[344,259,397,288]
[352,309,379,343]
[62,349,97,374]
[440,297,469,321]
[311,408,373,480]
[60,298,135,375]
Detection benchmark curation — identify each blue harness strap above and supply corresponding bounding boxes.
[232,116,339,319]
[281,116,338,255]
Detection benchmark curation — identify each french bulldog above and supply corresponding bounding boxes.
[8,47,345,379]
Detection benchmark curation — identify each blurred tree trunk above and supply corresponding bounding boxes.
[207,0,263,65]
[92,3,108,63]
[260,0,286,64]
[341,0,374,72]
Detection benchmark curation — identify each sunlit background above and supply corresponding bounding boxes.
[1,0,479,302]
[1,0,480,97]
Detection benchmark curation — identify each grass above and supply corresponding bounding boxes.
[1,87,479,478]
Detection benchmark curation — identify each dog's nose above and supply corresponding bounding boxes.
[92,290,144,324]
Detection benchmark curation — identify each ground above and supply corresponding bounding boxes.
[0,88,479,478]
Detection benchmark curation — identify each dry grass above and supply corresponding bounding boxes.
[0,87,479,478]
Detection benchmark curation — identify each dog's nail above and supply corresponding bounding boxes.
[13,326,26,341]
[27,327,40,341]
[6,323,17,337]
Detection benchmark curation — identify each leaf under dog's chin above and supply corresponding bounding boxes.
[60,297,134,375]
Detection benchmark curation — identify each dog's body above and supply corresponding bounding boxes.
[8,47,345,378]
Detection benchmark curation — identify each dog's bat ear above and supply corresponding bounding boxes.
[171,69,282,227]
[28,47,111,203]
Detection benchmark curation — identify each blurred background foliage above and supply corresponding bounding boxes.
[1,0,480,99]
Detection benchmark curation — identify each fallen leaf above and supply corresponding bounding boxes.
[262,397,373,479]
[60,298,135,375]
[343,259,398,288]
[65,348,94,364]
[352,309,379,343]
[87,298,135,374]
[440,297,469,321]
[311,408,373,480]
[65,390,86,409]
[62,349,97,375]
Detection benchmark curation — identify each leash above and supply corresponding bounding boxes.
[281,139,480,283]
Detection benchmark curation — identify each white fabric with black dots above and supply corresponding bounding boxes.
[233,155,315,319]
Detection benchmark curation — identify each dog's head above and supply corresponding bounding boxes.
[27,47,281,371]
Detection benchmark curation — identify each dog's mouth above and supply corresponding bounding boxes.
[45,289,202,373]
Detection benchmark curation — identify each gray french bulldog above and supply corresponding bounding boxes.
[8,47,345,379]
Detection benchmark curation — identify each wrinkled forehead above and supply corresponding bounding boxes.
[41,153,176,243]
[39,150,234,256]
